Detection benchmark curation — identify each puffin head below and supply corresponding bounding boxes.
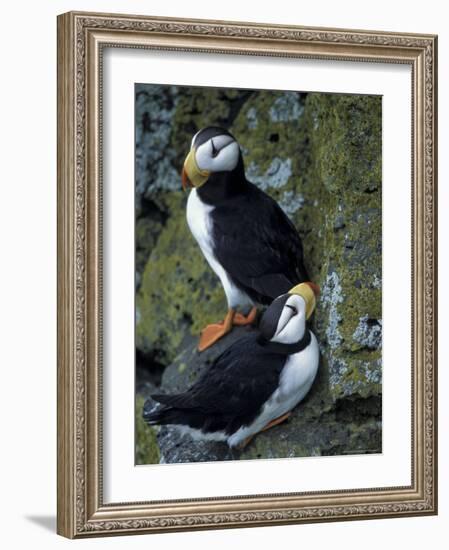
[259,282,319,345]
[181,126,241,190]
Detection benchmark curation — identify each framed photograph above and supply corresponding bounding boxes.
[57,11,438,538]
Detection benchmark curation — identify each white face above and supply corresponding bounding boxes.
[271,294,307,344]
[194,134,240,173]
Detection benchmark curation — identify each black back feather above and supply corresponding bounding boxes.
[205,182,308,304]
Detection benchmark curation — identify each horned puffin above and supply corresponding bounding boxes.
[182,126,310,351]
[143,282,319,449]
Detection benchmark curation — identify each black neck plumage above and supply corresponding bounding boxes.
[257,328,311,355]
[197,156,248,205]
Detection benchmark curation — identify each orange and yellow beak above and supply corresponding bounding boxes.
[288,282,320,319]
[181,148,210,191]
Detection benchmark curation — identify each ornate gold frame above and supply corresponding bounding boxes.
[57,11,438,538]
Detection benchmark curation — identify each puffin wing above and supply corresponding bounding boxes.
[152,335,286,417]
[212,187,308,300]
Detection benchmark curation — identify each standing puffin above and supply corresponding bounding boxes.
[182,126,310,351]
[143,282,319,449]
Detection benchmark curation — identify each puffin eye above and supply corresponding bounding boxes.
[211,139,219,158]
[286,304,298,315]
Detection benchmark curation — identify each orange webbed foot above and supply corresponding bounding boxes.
[233,306,258,326]
[260,411,292,432]
[198,309,235,352]
[198,307,258,352]
[235,412,292,450]
[198,323,232,352]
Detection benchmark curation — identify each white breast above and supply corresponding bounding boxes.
[227,332,320,448]
[186,189,253,309]
[276,334,320,407]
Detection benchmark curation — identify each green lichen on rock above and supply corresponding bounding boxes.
[135,85,382,463]
[296,94,382,401]
[135,394,160,465]
[135,215,165,288]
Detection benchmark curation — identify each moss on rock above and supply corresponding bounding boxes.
[135,394,160,465]
[298,94,382,401]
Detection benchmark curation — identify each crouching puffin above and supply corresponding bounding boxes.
[182,126,310,351]
[143,282,319,449]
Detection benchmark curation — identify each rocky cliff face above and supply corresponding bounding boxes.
[134,84,382,464]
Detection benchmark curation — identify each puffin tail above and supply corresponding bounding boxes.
[142,395,190,426]
[142,398,172,426]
